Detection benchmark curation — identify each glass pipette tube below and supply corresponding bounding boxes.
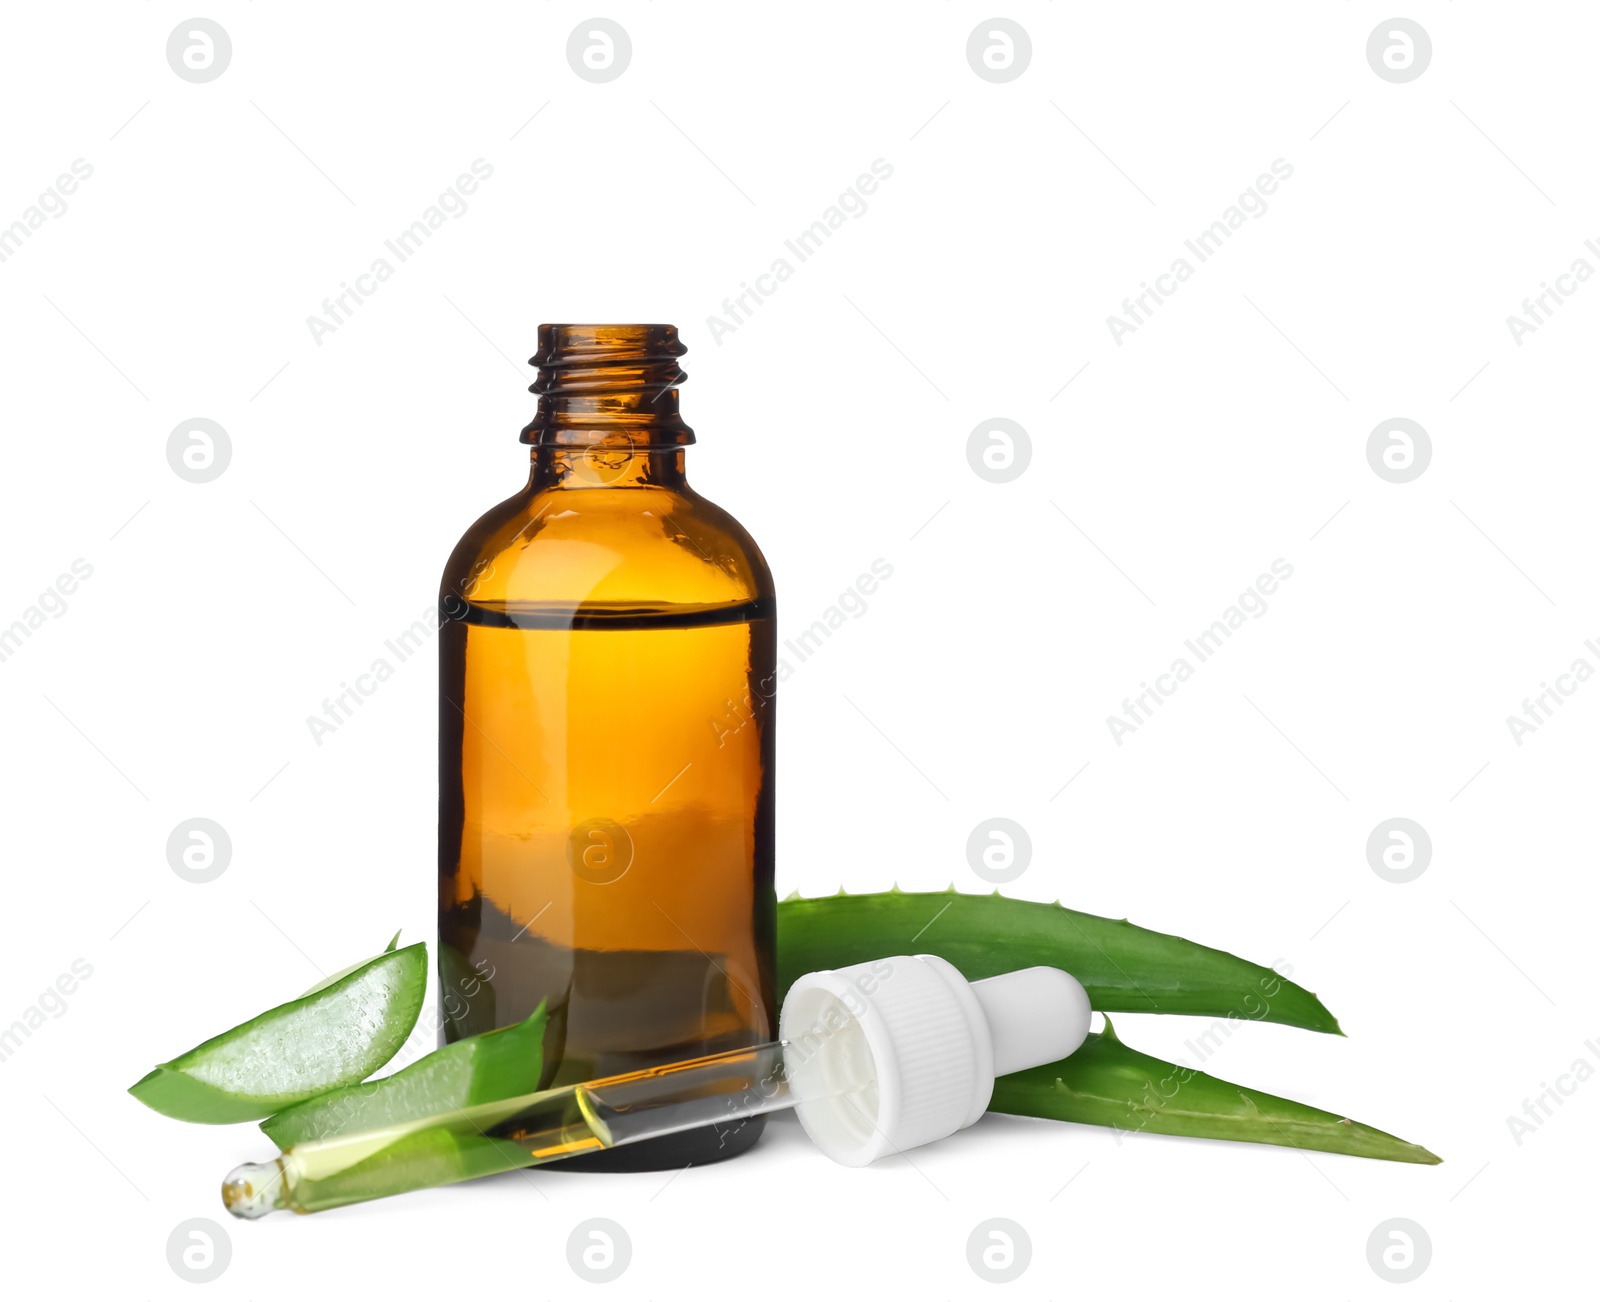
[222,1037,872,1218]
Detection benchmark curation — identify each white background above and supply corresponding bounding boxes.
[1,3,1595,1296]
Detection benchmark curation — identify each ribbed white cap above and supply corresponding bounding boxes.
[778,955,1091,1167]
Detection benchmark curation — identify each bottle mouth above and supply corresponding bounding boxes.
[530,324,686,377]
[522,323,694,447]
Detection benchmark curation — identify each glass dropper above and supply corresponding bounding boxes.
[223,1036,865,1219]
[222,956,1091,1218]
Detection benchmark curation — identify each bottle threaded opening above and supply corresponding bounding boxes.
[522,324,693,447]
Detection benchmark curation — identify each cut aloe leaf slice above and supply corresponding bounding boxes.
[261,1004,548,1148]
[129,942,428,1124]
[300,930,403,998]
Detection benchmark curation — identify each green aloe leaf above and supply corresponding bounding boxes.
[129,943,427,1124]
[262,1004,547,1148]
[991,1017,1439,1164]
[778,888,1341,1034]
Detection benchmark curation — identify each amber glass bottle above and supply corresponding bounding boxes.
[438,324,776,1169]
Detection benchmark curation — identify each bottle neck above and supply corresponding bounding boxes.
[528,446,688,491]
[520,325,694,492]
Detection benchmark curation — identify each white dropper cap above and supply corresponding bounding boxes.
[777,954,1092,1167]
